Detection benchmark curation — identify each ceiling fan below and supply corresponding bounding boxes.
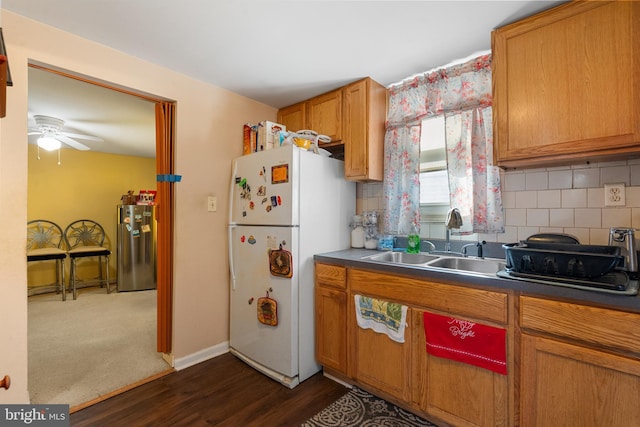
[28,115,104,151]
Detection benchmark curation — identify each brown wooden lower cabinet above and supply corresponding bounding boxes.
[315,263,348,374]
[521,333,640,426]
[315,262,510,426]
[316,262,640,426]
[412,309,508,427]
[520,296,640,426]
[350,304,412,402]
[315,285,347,373]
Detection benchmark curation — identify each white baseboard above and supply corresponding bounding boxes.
[173,341,229,371]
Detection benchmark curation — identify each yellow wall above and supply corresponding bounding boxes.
[27,145,156,287]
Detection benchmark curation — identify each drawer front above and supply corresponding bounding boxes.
[349,268,508,324]
[315,263,347,289]
[520,296,640,356]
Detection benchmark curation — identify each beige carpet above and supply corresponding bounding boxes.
[28,287,171,408]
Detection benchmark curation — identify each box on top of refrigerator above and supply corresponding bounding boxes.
[258,121,286,151]
[243,124,256,155]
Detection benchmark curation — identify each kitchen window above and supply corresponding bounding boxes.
[385,53,502,235]
[419,116,450,222]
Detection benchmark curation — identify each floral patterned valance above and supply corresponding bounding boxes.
[387,54,492,128]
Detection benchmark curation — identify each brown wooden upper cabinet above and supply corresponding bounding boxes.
[277,102,306,134]
[307,88,343,143]
[492,0,640,168]
[277,77,386,182]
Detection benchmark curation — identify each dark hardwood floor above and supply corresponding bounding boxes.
[70,352,349,426]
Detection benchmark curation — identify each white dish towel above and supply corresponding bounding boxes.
[354,294,408,343]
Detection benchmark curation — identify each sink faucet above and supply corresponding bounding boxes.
[462,241,486,258]
[421,240,436,252]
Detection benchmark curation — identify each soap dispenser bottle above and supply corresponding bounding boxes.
[407,223,420,254]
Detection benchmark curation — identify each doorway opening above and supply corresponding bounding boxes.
[26,63,175,408]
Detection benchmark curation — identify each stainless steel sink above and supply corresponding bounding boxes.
[364,251,439,265]
[426,257,506,275]
[361,250,506,276]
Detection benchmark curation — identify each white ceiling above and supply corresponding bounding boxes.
[27,67,157,157]
[6,0,566,157]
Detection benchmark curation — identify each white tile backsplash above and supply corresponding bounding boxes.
[626,187,640,207]
[515,191,538,208]
[598,160,628,168]
[602,208,631,227]
[504,172,525,191]
[356,159,640,245]
[601,165,630,186]
[587,188,604,208]
[501,191,516,209]
[500,226,518,243]
[506,208,527,226]
[573,168,600,188]
[574,208,601,228]
[633,208,640,228]
[525,172,548,190]
[550,208,574,227]
[526,209,549,227]
[537,190,561,208]
[548,170,572,189]
[631,164,640,186]
[590,228,610,245]
[517,226,540,241]
[561,188,587,208]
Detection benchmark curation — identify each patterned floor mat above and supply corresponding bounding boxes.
[301,386,437,426]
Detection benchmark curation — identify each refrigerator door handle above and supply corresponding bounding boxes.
[229,159,238,224]
[228,225,237,290]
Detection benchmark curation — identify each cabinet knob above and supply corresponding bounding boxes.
[0,375,10,390]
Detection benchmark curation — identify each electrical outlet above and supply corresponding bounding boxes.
[207,196,217,212]
[604,183,626,207]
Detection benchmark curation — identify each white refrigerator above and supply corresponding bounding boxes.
[228,145,355,388]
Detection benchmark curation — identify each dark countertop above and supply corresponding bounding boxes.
[314,248,640,313]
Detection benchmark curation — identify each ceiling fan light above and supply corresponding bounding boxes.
[37,136,61,151]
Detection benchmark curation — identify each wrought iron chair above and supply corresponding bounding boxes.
[64,219,112,300]
[27,220,68,301]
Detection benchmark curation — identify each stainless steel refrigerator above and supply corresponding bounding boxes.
[117,204,157,291]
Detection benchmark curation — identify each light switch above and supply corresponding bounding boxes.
[207,196,217,212]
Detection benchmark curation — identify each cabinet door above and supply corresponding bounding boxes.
[412,310,508,427]
[351,298,411,402]
[315,285,347,374]
[307,89,342,142]
[493,1,640,168]
[344,78,385,182]
[277,102,306,133]
[521,334,640,426]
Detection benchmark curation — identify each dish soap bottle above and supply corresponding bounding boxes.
[407,223,420,254]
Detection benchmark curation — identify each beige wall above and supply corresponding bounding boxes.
[0,10,276,402]
[27,145,156,286]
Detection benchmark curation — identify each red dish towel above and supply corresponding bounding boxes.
[423,312,507,375]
